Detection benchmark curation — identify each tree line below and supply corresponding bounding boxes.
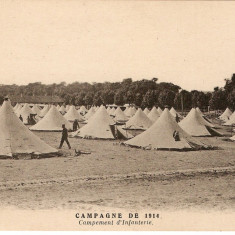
[0,75,234,111]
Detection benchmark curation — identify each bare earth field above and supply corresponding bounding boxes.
[0,120,234,212]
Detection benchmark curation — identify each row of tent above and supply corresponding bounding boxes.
[219,107,235,126]
[13,103,93,124]
[13,102,226,138]
[1,100,234,158]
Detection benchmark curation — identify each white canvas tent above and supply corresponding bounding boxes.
[17,103,34,124]
[196,107,203,116]
[59,105,66,114]
[106,106,111,113]
[30,105,72,131]
[113,107,128,123]
[64,105,84,122]
[125,108,153,130]
[224,111,235,126]
[71,105,131,139]
[124,107,136,117]
[230,135,235,141]
[219,108,232,121]
[109,107,116,116]
[170,107,182,118]
[66,105,70,112]
[39,105,50,117]
[124,108,209,150]
[147,107,160,123]
[179,108,223,136]
[78,105,88,114]
[0,99,57,158]
[31,104,41,115]
[13,103,21,111]
[84,107,96,120]
[195,108,215,128]
[14,104,23,115]
[157,107,163,115]
[143,108,150,115]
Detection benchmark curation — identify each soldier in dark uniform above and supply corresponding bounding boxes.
[175,114,180,123]
[59,124,71,149]
[173,130,180,141]
[73,119,79,131]
[19,115,23,122]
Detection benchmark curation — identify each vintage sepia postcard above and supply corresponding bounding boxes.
[0,0,234,231]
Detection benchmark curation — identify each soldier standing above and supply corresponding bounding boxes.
[59,124,71,149]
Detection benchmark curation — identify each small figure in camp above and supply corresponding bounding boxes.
[173,130,180,141]
[27,116,30,124]
[19,115,23,122]
[73,119,79,131]
[175,114,180,123]
[59,124,71,149]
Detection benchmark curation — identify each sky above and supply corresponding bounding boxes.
[1,1,235,91]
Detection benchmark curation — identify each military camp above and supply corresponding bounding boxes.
[0,2,235,225]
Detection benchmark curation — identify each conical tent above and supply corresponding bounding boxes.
[106,107,111,113]
[31,104,41,115]
[147,107,160,122]
[124,107,129,114]
[195,108,215,128]
[84,107,96,120]
[56,105,60,110]
[64,105,84,122]
[66,105,70,112]
[30,105,72,131]
[71,105,131,139]
[170,107,182,118]
[109,107,116,116]
[124,108,208,150]
[0,100,57,158]
[78,105,88,114]
[143,108,150,115]
[220,108,233,121]
[14,104,22,115]
[39,105,50,117]
[179,108,223,136]
[125,108,153,130]
[13,103,20,111]
[230,135,235,141]
[71,105,115,139]
[17,103,34,124]
[59,105,66,114]
[113,107,128,123]
[132,107,137,113]
[125,107,136,117]
[224,111,235,126]
[157,107,163,115]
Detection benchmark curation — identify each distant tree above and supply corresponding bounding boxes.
[209,89,227,110]
[158,90,175,107]
[141,90,159,108]
[134,93,143,107]
[124,90,135,104]
[114,90,124,105]
[101,90,115,105]
[84,92,94,106]
[174,90,192,110]
[152,77,158,83]
[93,92,103,106]
[74,92,86,106]
[227,88,235,109]
[0,95,4,105]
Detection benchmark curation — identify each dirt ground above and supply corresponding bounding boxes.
[0,119,234,212]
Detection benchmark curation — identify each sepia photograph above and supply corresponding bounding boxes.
[0,0,234,231]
